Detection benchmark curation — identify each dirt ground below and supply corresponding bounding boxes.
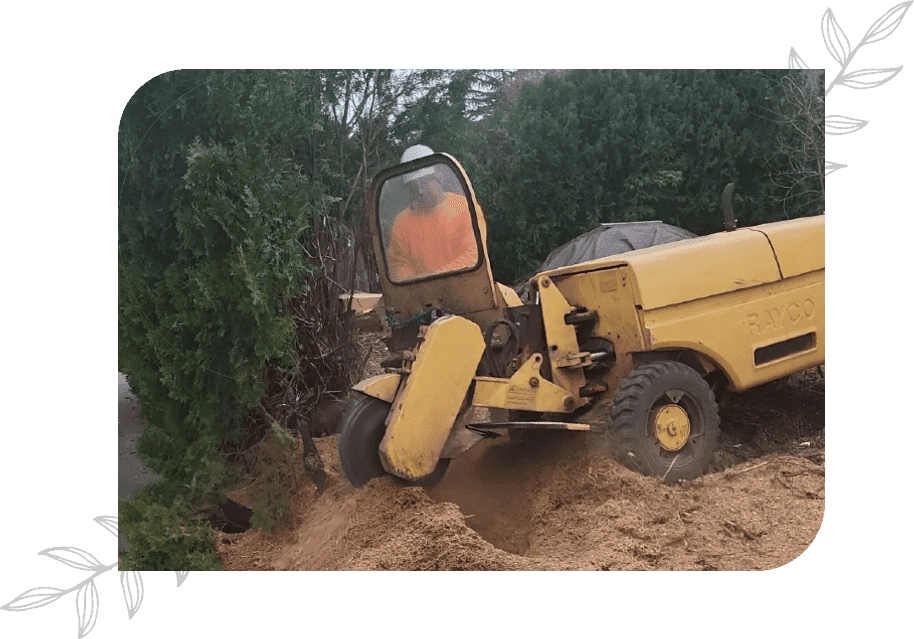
[216,331,824,571]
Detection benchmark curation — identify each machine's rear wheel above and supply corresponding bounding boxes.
[608,361,720,482]
[337,393,449,488]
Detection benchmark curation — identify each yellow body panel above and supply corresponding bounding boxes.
[541,219,827,310]
[379,315,485,480]
[536,275,588,408]
[623,230,782,310]
[757,215,825,278]
[352,374,401,403]
[547,216,825,394]
[547,228,780,309]
[550,266,647,400]
[497,282,523,307]
[641,270,824,390]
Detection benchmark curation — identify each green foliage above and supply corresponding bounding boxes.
[623,169,685,221]
[457,69,821,283]
[119,71,323,495]
[247,423,301,533]
[120,134,309,482]
[119,69,419,507]
[119,484,222,571]
[119,70,218,223]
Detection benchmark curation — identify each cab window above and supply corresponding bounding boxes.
[379,162,480,283]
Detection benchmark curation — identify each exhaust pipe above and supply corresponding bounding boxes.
[722,182,737,232]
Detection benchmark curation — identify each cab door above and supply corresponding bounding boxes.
[368,152,506,331]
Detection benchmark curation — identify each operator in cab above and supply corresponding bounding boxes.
[386,145,479,282]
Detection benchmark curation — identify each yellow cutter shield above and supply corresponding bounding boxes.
[379,315,486,481]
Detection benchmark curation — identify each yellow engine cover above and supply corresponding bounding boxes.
[379,315,486,480]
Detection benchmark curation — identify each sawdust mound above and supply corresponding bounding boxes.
[429,430,824,570]
[218,437,530,570]
[217,341,823,571]
[218,425,824,571]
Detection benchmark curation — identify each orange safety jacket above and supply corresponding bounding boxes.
[387,192,479,281]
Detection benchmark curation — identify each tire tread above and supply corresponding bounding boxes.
[607,361,720,481]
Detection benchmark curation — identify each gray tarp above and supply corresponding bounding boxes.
[538,221,696,272]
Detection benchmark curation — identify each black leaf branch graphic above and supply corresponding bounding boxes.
[790,2,911,173]
[2,516,190,637]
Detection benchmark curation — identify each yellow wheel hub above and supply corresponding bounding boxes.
[652,404,690,452]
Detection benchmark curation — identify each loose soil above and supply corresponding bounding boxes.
[217,331,824,571]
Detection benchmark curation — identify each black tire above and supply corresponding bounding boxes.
[337,393,449,488]
[608,361,720,482]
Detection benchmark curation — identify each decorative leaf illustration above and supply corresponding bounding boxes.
[39,547,104,571]
[840,67,903,89]
[176,571,189,587]
[94,516,119,538]
[798,2,910,173]
[75,580,99,638]
[1,586,66,611]
[2,517,155,638]
[822,8,851,65]
[120,571,144,619]
[824,161,848,175]
[788,47,809,70]
[862,1,912,45]
[825,115,869,134]
[820,3,909,97]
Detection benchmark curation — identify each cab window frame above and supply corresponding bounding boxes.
[374,154,485,286]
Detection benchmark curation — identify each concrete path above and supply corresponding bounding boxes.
[118,373,159,552]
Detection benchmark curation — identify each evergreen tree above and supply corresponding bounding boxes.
[460,69,820,282]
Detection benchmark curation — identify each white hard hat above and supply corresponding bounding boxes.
[401,144,436,182]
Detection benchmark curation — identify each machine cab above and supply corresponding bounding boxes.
[368,152,509,345]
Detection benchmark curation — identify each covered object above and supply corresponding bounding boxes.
[538,221,697,272]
